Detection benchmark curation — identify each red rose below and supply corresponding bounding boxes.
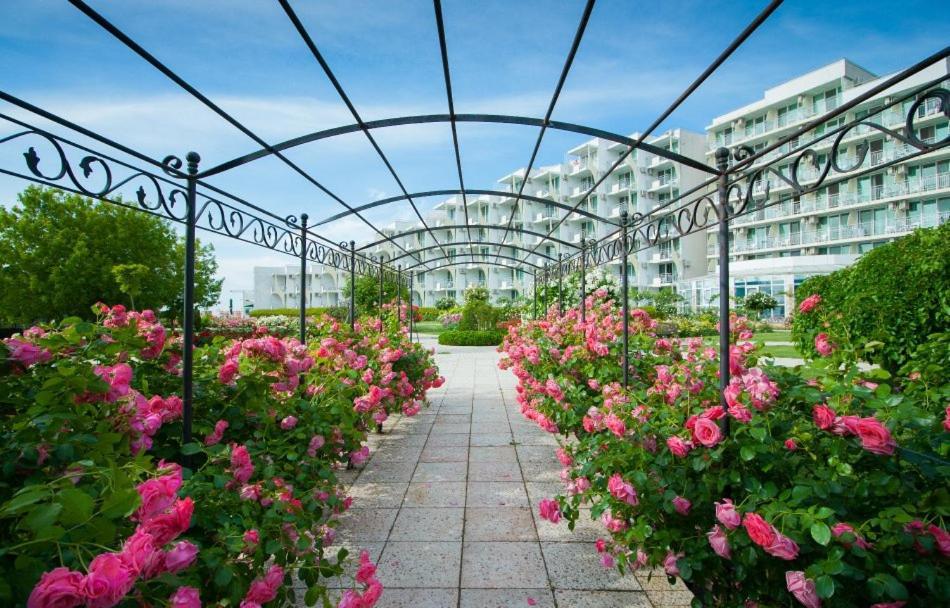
[812,404,836,430]
[742,512,777,547]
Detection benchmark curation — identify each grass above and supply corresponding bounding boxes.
[414,321,447,335]
[755,330,792,342]
[760,344,801,359]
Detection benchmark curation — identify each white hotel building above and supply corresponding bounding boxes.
[254,58,949,315]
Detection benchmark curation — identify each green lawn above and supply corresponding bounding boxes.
[414,321,447,335]
[760,344,801,359]
[755,330,792,342]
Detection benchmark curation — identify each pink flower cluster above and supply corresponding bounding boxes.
[812,404,896,455]
[99,304,167,360]
[28,463,196,608]
[240,564,284,608]
[336,550,383,608]
[218,335,314,393]
[742,512,799,560]
[3,326,51,368]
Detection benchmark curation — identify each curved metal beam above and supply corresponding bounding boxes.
[314,188,614,228]
[389,242,557,264]
[199,113,718,178]
[405,255,540,272]
[358,222,577,251]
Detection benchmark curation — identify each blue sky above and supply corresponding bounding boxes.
[1,0,946,308]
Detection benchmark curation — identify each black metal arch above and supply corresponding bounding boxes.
[404,255,541,272]
[201,113,716,180]
[388,242,557,264]
[315,188,616,228]
[358,223,578,251]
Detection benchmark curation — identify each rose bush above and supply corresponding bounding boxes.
[500,290,948,606]
[1,304,442,608]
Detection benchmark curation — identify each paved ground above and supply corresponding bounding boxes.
[327,338,691,608]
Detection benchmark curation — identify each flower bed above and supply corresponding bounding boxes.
[0,304,443,608]
[499,290,948,606]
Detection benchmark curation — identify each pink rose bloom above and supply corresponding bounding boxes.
[943,406,950,432]
[928,524,950,557]
[280,416,298,430]
[707,524,731,559]
[349,446,370,466]
[691,417,722,448]
[81,553,135,608]
[244,529,260,547]
[5,338,51,367]
[538,499,561,524]
[555,447,573,467]
[784,439,798,451]
[135,464,182,521]
[141,497,193,547]
[601,511,627,533]
[742,513,776,548]
[764,533,800,560]
[230,444,254,484]
[355,550,377,585]
[812,404,836,430]
[239,484,262,502]
[814,333,835,357]
[307,435,326,457]
[604,413,626,438]
[204,419,229,446]
[798,294,821,314]
[169,587,201,608]
[163,541,198,573]
[831,523,871,550]
[855,416,896,455]
[607,474,639,506]
[870,604,906,608]
[785,571,821,608]
[663,551,682,577]
[27,567,84,608]
[600,553,615,568]
[672,496,691,515]
[218,359,239,385]
[119,529,161,578]
[244,565,284,605]
[666,436,691,458]
[715,499,741,530]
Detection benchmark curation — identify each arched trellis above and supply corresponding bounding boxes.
[386,242,558,265]
[358,223,579,251]
[402,255,542,272]
[0,0,944,462]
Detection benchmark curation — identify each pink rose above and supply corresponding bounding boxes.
[798,294,821,314]
[812,404,836,430]
[538,499,561,524]
[663,551,682,577]
[691,417,722,448]
[707,525,731,559]
[666,436,691,458]
[141,497,193,546]
[715,499,741,530]
[27,567,84,608]
[355,550,377,585]
[764,532,800,560]
[82,553,135,608]
[814,333,835,357]
[604,413,626,438]
[169,587,201,608]
[831,523,871,550]
[307,434,326,457]
[785,571,820,608]
[163,541,198,573]
[742,513,776,547]
[855,416,895,455]
[784,439,798,451]
[279,416,298,430]
[607,473,639,507]
[119,529,161,578]
[672,496,691,515]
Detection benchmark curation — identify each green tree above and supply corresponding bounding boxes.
[345,273,408,314]
[740,291,779,319]
[111,263,151,310]
[0,187,222,324]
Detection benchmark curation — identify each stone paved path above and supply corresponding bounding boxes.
[330,339,691,608]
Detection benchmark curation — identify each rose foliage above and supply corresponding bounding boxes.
[499,289,948,607]
[1,304,443,608]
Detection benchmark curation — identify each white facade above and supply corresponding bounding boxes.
[254,58,949,313]
[680,58,950,317]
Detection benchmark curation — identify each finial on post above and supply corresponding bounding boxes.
[714,147,730,173]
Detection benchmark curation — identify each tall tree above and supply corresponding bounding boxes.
[0,186,222,324]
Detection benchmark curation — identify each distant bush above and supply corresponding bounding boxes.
[792,224,950,372]
[438,329,505,346]
[435,297,456,310]
[417,307,440,321]
[249,307,347,320]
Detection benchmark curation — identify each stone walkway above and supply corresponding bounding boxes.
[328,339,691,607]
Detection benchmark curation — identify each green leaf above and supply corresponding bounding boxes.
[304,584,322,607]
[740,446,755,461]
[816,575,835,599]
[811,522,831,546]
[24,503,62,531]
[1,486,50,515]
[59,489,95,525]
[180,442,203,455]
[214,566,233,587]
[100,489,139,518]
[750,427,767,442]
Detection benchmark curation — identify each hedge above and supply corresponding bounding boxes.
[792,223,950,372]
[249,307,347,319]
[438,329,506,346]
[417,306,440,321]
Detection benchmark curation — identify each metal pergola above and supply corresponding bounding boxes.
[1,0,947,450]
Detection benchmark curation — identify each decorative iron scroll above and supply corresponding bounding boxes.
[0,118,388,275]
[546,83,949,279]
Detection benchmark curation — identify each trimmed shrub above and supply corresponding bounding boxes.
[249,306,347,320]
[792,224,950,372]
[438,329,505,346]
[417,306,440,321]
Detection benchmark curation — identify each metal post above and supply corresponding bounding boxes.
[620,210,630,389]
[379,258,385,318]
[579,238,587,322]
[182,152,200,449]
[532,273,538,319]
[396,265,402,331]
[408,273,414,342]
[298,213,308,344]
[557,253,563,315]
[348,240,356,331]
[715,147,732,412]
